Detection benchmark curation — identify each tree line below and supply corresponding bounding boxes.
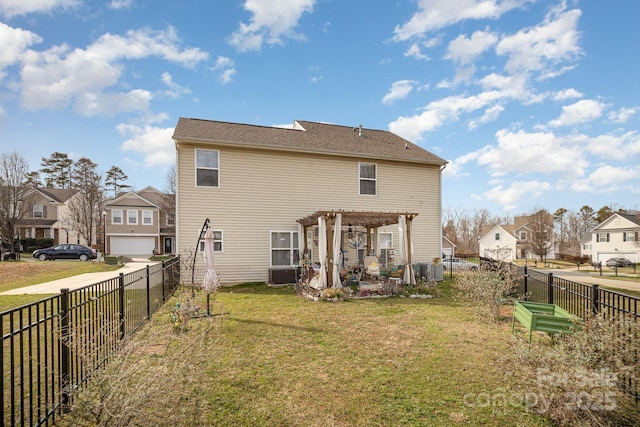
[443,205,625,260]
[0,150,131,249]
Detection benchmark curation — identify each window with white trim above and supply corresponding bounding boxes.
[142,210,153,225]
[597,233,609,242]
[359,162,376,195]
[271,231,299,266]
[166,213,175,226]
[112,210,123,224]
[196,149,219,187]
[519,231,527,240]
[199,230,223,252]
[623,232,637,242]
[495,233,500,240]
[127,210,138,225]
[32,204,44,218]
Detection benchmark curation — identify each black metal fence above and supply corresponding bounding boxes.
[1,257,180,427]
[500,262,640,404]
[512,264,640,320]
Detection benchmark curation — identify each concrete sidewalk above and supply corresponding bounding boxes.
[0,259,161,295]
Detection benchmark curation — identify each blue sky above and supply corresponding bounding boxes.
[1,0,639,215]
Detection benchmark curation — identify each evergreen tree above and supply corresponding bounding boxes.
[104,166,129,197]
[40,152,73,189]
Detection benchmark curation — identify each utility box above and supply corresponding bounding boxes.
[268,266,300,284]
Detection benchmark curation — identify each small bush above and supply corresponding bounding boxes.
[452,264,520,322]
[514,314,640,426]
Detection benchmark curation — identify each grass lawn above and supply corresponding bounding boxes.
[58,283,550,427]
[0,260,120,311]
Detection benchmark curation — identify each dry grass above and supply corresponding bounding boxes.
[58,284,550,426]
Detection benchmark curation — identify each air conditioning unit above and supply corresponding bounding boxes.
[268,266,300,284]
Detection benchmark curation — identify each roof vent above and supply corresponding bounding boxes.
[353,124,363,137]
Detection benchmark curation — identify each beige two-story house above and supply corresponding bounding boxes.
[173,118,448,285]
[16,187,87,246]
[103,186,175,257]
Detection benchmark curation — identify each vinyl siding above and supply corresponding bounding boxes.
[177,142,442,284]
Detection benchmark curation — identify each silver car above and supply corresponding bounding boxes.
[443,257,479,271]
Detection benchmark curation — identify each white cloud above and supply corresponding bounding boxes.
[118,123,175,166]
[608,107,637,124]
[160,72,191,98]
[553,88,582,101]
[19,26,208,114]
[446,30,497,65]
[109,0,133,10]
[571,165,640,193]
[213,56,236,85]
[496,6,582,75]
[468,103,504,129]
[477,129,588,179]
[0,0,79,17]
[389,90,504,141]
[382,80,416,105]
[228,0,315,52]
[480,180,552,211]
[0,22,42,76]
[392,0,529,42]
[548,99,606,127]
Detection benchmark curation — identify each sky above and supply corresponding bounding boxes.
[1,0,639,215]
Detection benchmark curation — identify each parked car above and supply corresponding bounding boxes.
[605,257,635,268]
[443,257,479,271]
[33,244,97,261]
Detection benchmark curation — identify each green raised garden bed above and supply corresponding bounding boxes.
[512,301,577,342]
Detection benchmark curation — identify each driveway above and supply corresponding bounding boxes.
[538,267,640,293]
[0,259,161,295]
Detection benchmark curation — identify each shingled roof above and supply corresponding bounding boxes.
[173,118,447,166]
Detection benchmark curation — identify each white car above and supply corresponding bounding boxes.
[443,257,479,271]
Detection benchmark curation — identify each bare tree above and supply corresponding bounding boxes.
[65,157,103,246]
[0,151,35,251]
[162,165,176,211]
[443,207,505,254]
[527,209,554,262]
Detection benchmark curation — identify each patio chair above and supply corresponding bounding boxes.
[363,255,381,281]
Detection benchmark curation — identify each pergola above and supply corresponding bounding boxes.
[296,210,418,287]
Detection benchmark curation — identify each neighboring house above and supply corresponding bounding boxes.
[16,188,87,247]
[588,213,640,263]
[173,118,448,284]
[479,211,557,261]
[103,186,175,257]
[442,235,456,258]
[479,224,517,261]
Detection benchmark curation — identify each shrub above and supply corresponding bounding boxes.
[452,264,520,322]
[514,314,640,426]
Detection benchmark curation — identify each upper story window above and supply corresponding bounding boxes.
[196,149,219,187]
[623,232,637,242]
[597,233,609,242]
[127,210,138,225]
[519,231,527,240]
[495,233,500,241]
[112,210,123,224]
[167,213,175,226]
[142,210,153,225]
[359,162,376,195]
[32,204,44,218]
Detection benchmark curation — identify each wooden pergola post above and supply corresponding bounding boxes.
[326,213,334,287]
[366,226,372,256]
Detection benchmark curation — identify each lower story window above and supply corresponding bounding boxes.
[271,231,299,266]
[199,230,223,252]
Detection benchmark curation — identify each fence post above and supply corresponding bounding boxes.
[161,260,166,301]
[523,266,528,299]
[118,273,125,340]
[146,265,151,320]
[547,272,554,305]
[592,284,600,315]
[60,288,71,412]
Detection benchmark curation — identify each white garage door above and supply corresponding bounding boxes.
[110,237,155,256]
